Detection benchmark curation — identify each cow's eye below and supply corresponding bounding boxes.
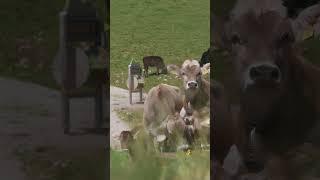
[279,32,294,44]
[231,34,246,45]
[197,72,201,76]
[181,72,185,75]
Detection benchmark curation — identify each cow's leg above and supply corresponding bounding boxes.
[157,67,159,75]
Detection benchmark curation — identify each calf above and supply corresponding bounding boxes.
[213,1,320,177]
[168,60,210,111]
[143,56,167,77]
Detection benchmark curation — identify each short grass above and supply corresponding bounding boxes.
[15,146,106,180]
[111,145,210,180]
[116,109,143,128]
[114,105,210,180]
[110,0,210,91]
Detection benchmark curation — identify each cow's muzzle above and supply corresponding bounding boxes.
[187,81,198,89]
[249,64,281,84]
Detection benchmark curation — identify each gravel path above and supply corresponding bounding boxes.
[0,77,107,179]
[0,77,145,179]
[109,86,145,149]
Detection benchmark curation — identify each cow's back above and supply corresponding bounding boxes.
[143,56,164,67]
[143,83,184,136]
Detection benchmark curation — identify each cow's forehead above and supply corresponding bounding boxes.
[182,60,200,73]
[231,0,287,19]
[232,11,289,40]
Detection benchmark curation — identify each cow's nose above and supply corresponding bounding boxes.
[187,81,198,88]
[184,117,193,125]
[249,65,281,82]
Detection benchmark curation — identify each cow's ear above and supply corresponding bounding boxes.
[211,13,232,51]
[167,64,181,77]
[201,63,210,75]
[292,3,320,42]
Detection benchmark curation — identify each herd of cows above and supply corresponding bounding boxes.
[118,0,320,179]
[143,60,210,151]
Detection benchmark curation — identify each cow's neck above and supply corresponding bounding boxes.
[186,79,210,110]
[243,57,318,152]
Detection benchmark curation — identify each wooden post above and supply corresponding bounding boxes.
[62,94,70,134]
[139,87,143,102]
[95,84,103,129]
[60,11,70,134]
[128,64,133,104]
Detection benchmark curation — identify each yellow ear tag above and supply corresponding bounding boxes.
[186,149,192,156]
[302,25,314,40]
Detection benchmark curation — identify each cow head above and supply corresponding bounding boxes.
[168,60,210,99]
[212,2,320,119]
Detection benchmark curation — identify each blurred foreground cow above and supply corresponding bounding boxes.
[212,0,320,179]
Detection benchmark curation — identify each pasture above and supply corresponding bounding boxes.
[110,0,210,179]
[112,108,210,180]
[110,0,210,91]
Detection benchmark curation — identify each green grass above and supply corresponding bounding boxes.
[111,148,210,180]
[114,104,210,180]
[15,146,106,180]
[110,0,210,91]
[116,109,143,128]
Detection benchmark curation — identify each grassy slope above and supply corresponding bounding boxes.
[110,0,210,91]
[110,0,210,179]
[111,149,209,180]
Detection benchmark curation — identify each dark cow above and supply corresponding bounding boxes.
[143,56,167,77]
[212,1,320,178]
[199,48,213,67]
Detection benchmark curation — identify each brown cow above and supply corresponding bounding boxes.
[212,1,320,179]
[143,83,184,149]
[168,60,211,145]
[143,56,167,77]
[168,60,210,111]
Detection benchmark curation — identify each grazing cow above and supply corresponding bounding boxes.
[143,56,167,77]
[143,84,184,144]
[212,0,320,178]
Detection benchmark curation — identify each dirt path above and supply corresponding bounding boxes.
[109,86,145,149]
[0,77,107,179]
[0,77,146,179]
